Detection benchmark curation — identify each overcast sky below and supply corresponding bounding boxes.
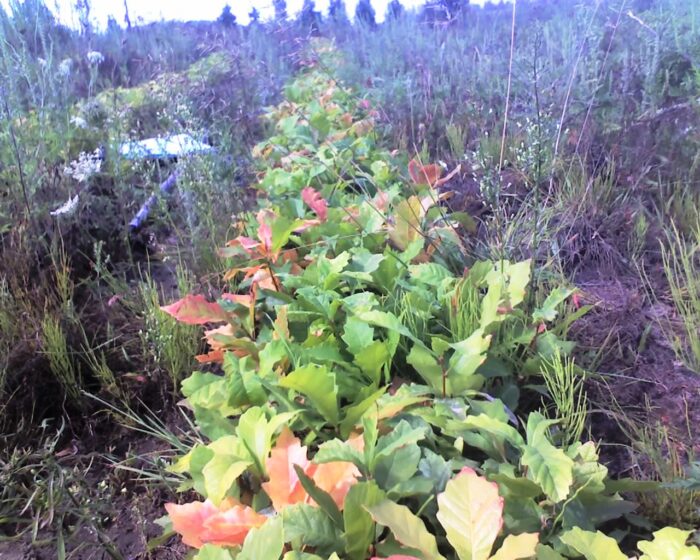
[2,0,498,27]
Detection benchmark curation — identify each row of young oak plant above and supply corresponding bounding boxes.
[158,42,700,560]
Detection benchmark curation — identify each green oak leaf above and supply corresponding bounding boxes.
[560,528,626,560]
[521,412,573,503]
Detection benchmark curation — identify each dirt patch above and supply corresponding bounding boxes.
[0,407,190,559]
[570,270,700,475]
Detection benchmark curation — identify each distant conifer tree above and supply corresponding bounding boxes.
[355,0,376,27]
[218,4,237,27]
[248,7,260,24]
[274,0,288,21]
[421,0,468,25]
[386,0,405,20]
[299,0,322,35]
[441,0,469,19]
[329,0,349,25]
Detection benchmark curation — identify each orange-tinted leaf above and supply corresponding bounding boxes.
[161,294,229,325]
[434,163,462,188]
[312,460,359,509]
[235,236,261,251]
[224,265,277,292]
[408,158,443,186]
[166,500,218,548]
[222,293,255,307]
[311,435,363,509]
[351,118,374,136]
[202,504,268,548]
[195,349,225,364]
[262,428,310,511]
[165,499,267,550]
[273,305,290,340]
[250,266,278,291]
[302,187,328,221]
[256,209,277,254]
[294,218,323,232]
[204,324,239,350]
[224,264,264,283]
[374,190,390,212]
[222,292,256,330]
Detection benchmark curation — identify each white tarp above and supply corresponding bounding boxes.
[119,133,213,160]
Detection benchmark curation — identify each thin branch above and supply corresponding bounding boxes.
[499,0,517,172]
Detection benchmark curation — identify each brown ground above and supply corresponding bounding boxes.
[573,270,700,473]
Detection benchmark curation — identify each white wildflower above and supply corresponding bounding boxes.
[70,115,88,129]
[38,58,47,68]
[58,58,72,77]
[63,149,102,183]
[87,51,104,65]
[50,194,79,217]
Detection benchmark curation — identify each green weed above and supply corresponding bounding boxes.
[0,277,13,399]
[541,349,588,446]
[138,266,201,391]
[661,220,700,373]
[624,403,699,529]
[41,316,81,404]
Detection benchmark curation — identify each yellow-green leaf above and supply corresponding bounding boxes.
[560,528,627,560]
[638,527,700,560]
[521,412,573,503]
[489,533,539,560]
[366,500,445,560]
[280,364,339,424]
[436,467,504,560]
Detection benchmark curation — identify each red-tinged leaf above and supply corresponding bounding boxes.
[311,435,363,509]
[434,164,462,188]
[294,219,323,232]
[262,427,311,511]
[302,187,328,221]
[222,292,257,333]
[224,264,265,283]
[195,350,225,364]
[161,294,230,325]
[250,266,278,292]
[165,499,267,549]
[204,324,238,350]
[408,158,443,186]
[374,190,390,212]
[256,209,274,251]
[222,292,254,305]
[235,236,261,251]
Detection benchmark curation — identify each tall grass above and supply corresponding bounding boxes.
[41,316,81,403]
[138,266,201,391]
[0,277,13,398]
[661,220,700,373]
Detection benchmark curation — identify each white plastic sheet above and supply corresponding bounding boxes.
[119,133,213,160]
